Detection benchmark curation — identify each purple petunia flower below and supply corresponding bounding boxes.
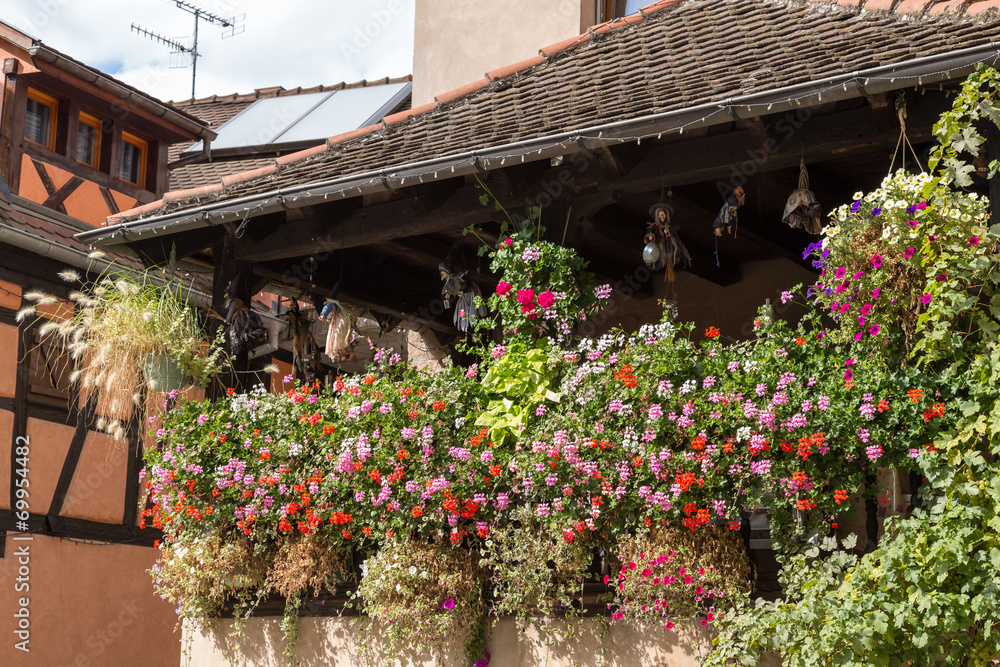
[871,207,882,216]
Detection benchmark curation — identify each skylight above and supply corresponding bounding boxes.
[183,82,411,155]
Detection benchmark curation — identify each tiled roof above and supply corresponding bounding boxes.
[169,157,276,191]
[111,0,1000,224]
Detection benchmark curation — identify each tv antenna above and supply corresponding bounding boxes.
[131,1,245,99]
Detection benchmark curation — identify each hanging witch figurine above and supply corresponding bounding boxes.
[318,282,359,363]
[643,202,692,283]
[713,186,745,237]
[782,159,822,235]
[224,274,269,356]
[438,240,488,333]
[285,300,323,381]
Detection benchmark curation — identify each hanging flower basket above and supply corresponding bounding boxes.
[142,353,189,393]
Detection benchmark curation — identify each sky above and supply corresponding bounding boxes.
[4,0,415,102]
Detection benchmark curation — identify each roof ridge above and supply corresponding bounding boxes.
[169,74,414,107]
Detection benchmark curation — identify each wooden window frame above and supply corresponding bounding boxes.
[119,130,148,188]
[25,87,59,150]
[76,111,102,169]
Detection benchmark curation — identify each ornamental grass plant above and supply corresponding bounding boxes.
[19,261,225,437]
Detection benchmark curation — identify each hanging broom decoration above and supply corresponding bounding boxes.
[782,159,822,235]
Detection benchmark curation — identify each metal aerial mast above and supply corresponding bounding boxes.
[131,1,245,99]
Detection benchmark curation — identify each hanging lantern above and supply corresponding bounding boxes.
[782,160,822,234]
[642,233,661,266]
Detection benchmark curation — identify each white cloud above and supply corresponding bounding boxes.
[4,0,414,102]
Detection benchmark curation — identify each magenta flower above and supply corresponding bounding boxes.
[537,290,556,309]
[503,237,513,247]
[852,270,864,281]
[869,324,880,336]
[834,267,847,279]
[903,247,915,259]
[516,289,536,306]
[495,281,512,297]
[871,254,882,268]
[922,293,933,306]
[872,288,880,299]
[969,236,980,246]
[907,220,919,228]
[442,598,456,610]
[860,304,872,316]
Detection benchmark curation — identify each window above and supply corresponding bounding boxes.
[603,0,644,20]
[76,112,102,168]
[25,88,58,149]
[119,131,147,187]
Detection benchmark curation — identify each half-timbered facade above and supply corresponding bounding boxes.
[0,19,216,666]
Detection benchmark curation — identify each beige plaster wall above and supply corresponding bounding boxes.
[413,0,597,106]
[0,537,181,667]
[182,616,716,667]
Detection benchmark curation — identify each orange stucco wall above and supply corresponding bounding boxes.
[0,409,13,506]
[13,418,74,513]
[0,323,18,398]
[61,430,127,524]
[15,154,138,227]
[0,279,21,310]
[0,537,182,667]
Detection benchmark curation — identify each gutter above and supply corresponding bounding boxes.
[28,44,218,143]
[78,43,1000,248]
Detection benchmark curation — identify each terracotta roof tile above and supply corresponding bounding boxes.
[486,55,545,81]
[169,157,274,191]
[434,78,491,105]
[116,0,1000,223]
[383,102,438,127]
[967,0,1000,14]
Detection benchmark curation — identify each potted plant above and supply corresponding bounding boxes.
[20,260,225,437]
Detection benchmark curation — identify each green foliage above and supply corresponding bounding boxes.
[474,342,561,444]
[710,67,1000,667]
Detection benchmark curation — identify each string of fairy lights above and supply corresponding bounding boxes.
[203,50,1000,236]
